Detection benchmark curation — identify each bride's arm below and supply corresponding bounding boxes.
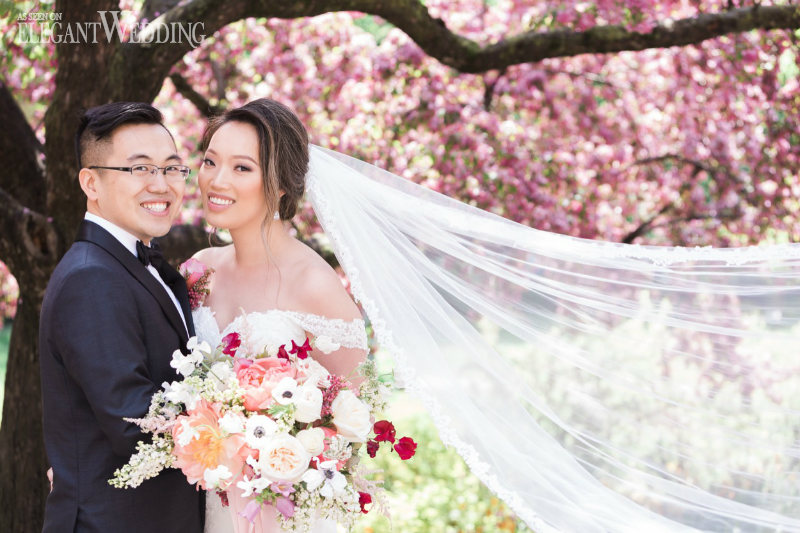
[295,263,367,381]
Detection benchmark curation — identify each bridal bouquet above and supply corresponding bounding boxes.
[110,327,416,530]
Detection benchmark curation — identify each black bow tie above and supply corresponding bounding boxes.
[136,240,165,268]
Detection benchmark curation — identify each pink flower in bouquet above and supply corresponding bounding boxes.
[235,358,303,411]
[172,400,250,489]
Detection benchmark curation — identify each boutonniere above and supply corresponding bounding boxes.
[178,258,214,310]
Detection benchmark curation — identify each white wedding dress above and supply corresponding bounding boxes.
[193,305,369,533]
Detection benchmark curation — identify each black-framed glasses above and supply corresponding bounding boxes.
[89,164,191,181]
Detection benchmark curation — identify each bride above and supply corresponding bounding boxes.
[192,99,367,532]
[191,98,800,532]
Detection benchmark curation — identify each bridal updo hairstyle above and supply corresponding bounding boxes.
[202,98,309,223]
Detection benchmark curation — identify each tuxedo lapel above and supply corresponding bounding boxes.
[75,220,190,347]
[151,241,195,337]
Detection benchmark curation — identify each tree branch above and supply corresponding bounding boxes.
[0,187,58,273]
[109,0,800,105]
[169,73,224,118]
[124,1,800,86]
[622,153,746,243]
[140,0,182,24]
[0,82,46,213]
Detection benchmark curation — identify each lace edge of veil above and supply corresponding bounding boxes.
[306,178,557,533]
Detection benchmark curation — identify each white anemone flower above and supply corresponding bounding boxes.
[245,415,278,450]
[271,377,298,405]
[301,460,347,498]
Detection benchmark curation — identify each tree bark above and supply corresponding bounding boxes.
[0,288,51,532]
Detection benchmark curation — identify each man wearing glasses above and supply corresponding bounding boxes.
[39,102,204,532]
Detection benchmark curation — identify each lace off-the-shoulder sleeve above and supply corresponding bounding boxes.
[282,311,368,351]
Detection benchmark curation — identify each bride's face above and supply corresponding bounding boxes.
[198,121,268,231]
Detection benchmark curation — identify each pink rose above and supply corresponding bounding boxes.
[179,258,207,287]
[235,358,303,411]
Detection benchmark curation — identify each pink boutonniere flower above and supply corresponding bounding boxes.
[179,258,214,310]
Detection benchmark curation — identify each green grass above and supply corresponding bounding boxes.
[0,322,9,418]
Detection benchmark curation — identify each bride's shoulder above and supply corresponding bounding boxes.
[191,245,233,271]
[290,243,360,321]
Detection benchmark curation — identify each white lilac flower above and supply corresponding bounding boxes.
[271,377,298,405]
[301,460,347,498]
[218,411,244,435]
[314,335,341,354]
[293,384,323,423]
[245,415,278,450]
[162,380,200,410]
[236,474,271,498]
[203,465,232,489]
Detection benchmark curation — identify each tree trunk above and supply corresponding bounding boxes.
[0,289,47,531]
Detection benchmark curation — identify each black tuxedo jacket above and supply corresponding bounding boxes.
[39,220,204,532]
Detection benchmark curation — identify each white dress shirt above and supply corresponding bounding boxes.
[84,212,188,333]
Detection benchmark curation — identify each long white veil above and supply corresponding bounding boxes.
[305,145,800,532]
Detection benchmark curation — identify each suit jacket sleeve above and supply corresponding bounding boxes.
[52,265,159,458]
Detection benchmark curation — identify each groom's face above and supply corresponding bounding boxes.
[84,123,185,243]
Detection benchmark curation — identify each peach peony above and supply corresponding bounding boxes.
[172,400,250,490]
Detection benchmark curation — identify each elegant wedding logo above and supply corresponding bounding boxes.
[16,10,205,48]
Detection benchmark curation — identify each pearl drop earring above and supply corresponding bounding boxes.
[273,211,280,220]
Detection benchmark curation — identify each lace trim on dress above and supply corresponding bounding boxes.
[280,310,367,351]
[193,305,367,352]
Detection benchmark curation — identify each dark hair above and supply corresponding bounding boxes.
[201,99,309,221]
[75,102,171,168]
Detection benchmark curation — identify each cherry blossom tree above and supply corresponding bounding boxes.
[1,0,798,528]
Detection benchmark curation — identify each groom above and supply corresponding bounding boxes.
[39,102,204,531]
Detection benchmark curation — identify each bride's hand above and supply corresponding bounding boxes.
[47,467,53,492]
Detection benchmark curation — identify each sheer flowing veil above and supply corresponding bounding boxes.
[305,145,800,532]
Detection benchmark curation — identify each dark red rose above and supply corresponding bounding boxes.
[366,439,379,458]
[394,437,417,460]
[358,491,372,513]
[373,420,396,443]
[290,338,312,360]
[220,332,241,357]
